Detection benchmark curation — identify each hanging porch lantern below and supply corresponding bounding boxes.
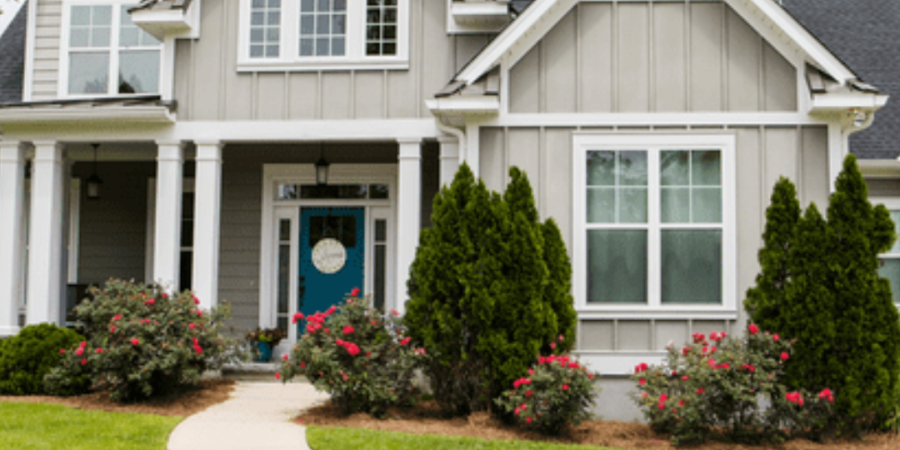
[86,143,103,200]
[315,144,330,186]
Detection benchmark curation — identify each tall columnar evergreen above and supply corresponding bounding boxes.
[406,164,577,416]
[744,177,801,328]
[746,155,900,430]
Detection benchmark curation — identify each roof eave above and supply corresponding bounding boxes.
[0,106,176,125]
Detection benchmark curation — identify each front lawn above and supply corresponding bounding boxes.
[305,426,627,450]
[0,402,182,450]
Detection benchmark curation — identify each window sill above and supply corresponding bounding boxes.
[236,59,409,73]
[576,307,738,321]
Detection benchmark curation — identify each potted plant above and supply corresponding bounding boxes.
[246,327,286,363]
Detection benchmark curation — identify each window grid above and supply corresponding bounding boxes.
[70,5,112,49]
[300,0,347,57]
[366,0,398,56]
[251,0,282,58]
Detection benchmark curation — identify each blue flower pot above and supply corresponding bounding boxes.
[255,341,273,362]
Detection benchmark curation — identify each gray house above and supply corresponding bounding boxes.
[0,0,892,421]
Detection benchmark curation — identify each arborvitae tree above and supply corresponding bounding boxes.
[744,177,802,328]
[748,155,900,430]
[406,164,577,416]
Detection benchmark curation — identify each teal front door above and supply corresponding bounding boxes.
[298,207,365,327]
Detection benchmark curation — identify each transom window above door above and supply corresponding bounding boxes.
[573,134,737,318]
[61,1,162,97]
[238,0,409,71]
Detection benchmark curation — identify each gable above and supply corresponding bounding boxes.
[0,1,27,104]
[508,1,797,114]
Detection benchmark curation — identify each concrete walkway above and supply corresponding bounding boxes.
[167,381,329,450]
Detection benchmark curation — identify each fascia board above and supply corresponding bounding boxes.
[0,107,176,125]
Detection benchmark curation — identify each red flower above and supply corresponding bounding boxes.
[678,400,685,407]
[336,339,344,346]
[717,363,731,370]
[193,296,200,305]
[80,341,87,348]
[194,345,203,355]
[343,325,355,335]
[671,370,677,376]
[781,352,790,361]
[75,348,84,356]
[283,354,289,361]
[696,388,705,395]
[692,332,705,343]
[196,310,203,317]
[370,320,377,326]
[514,407,521,415]
[773,334,780,342]
[59,349,66,354]
[400,337,411,346]
[639,378,646,386]
[95,348,102,354]
[275,372,281,380]
[634,362,649,374]
[81,359,87,365]
[162,293,168,299]
[559,334,565,342]
[292,312,304,324]
[818,388,834,402]
[366,352,371,358]
[682,346,691,356]
[113,315,122,321]
[391,309,399,316]
[562,384,569,391]
[345,343,361,356]
[110,326,117,333]
[550,342,556,349]
[660,394,668,402]
[748,324,759,335]
[538,356,546,365]
[682,376,689,381]
[526,390,533,397]
[189,323,196,329]
[145,299,155,306]
[350,288,361,297]
[526,417,532,424]
[742,363,756,373]
[642,392,648,399]
[131,338,140,346]
[528,369,534,375]
[323,328,330,334]
[300,362,306,368]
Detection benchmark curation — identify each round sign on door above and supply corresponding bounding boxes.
[312,238,347,274]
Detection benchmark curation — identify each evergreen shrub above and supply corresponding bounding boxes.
[634,325,835,446]
[405,164,577,416]
[745,155,900,431]
[0,324,88,396]
[44,279,233,402]
[278,289,426,417]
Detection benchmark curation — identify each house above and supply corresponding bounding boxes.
[0,0,890,421]
[0,1,27,104]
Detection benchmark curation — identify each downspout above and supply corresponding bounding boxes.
[434,116,467,164]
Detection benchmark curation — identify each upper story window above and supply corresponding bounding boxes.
[572,134,738,318]
[239,0,409,71]
[874,202,900,305]
[62,1,163,97]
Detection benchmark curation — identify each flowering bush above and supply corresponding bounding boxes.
[495,344,599,435]
[279,289,426,417]
[633,325,835,446]
[0,324,89,396]
[44,279,233,402]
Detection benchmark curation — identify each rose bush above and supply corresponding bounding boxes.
[633,325,835,446]
[44,279,233,402]
[279,288,426,417]
[495,342,599,435]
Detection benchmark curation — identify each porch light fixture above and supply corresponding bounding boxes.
[86,143,103,200]
[315,144,330,186]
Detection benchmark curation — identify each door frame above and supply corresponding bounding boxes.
[260,164,398,351]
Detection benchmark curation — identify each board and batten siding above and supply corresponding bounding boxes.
[478,126,830,353]
[509,1,798,114]
[173,0,487,121]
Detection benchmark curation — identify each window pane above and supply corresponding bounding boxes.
[71,6,91,26]
[279,219,291,242]
[301,16,315,34]
[250,0,280,59]
[119,50,160,94]
[587,230,647,304]
[661,187,690,223]
[879,259,900,304]
[661,230,722,304]
[120,27,139,46]
[369,184,389,199]
[661,151,689,186]
[374,245,386,311]
[251,45,265,57]
[91,27,111,47]
[315,38,330,56]
[266,45,280,57]
[619,151,647,186]
[887,210,900,254]
[587,151,615,186]
[301,0,315,12]
[299,39,313,56]
[180,251,193,291]
[692,188,722,223]
[619,188,647,223]
[69,53,109,94]
[587,188,615,223]
[375,219,387,242]
[92,5,112,26]
[332,38,345,56]
[277,245,290,315]
[692,151,721,186]
[70,28,89,47]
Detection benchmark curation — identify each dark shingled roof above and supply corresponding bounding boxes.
[0,1,27,104]
[782,0,900,160]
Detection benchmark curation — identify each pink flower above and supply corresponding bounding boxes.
[80,341,87,348]
[696,388,705,395]
[391,309,399,316]
[345,343,361,356]
[660,394,668,402]
[188,323,196,329]
[559,334,565,342]
[145,299,155,306]
[275,373,281,380]
[561,384,569,391]
[110,326,117,333]
[196,310,203,317]
[526,417,532,424]
[59,349,66,354]
[336,339,344,346]
[639,378,646,386]
[283,354,289,361]
[350,288,361,297]
[749,324,759,335]
[370,320,377,326]
[818,388,834,402]
[682,376,689,381]
[323,328,330,334]
[520,403,527,411]
[400,337,411,346]
[682,346,691,356]
[193,296,200,305]
[692,332,705,343]
[113,315,122,321]
[538,356,546,365]
[343,325,355,335]
[300,362,306,369]
[634,362,649,374]
[292,312,304,324]
[528,369,534,375]
[525,390,532,397]
[773,334,780,342]
[162,293,168,299]
[514,407,521,415]
[131,338,140,346]
[550,342,556,349]
[75,348,84,356]
[95,348,102,354]
[194,345,203,355]
[81,359,87,365]
[642,392,648,399]
[781,352,790,361]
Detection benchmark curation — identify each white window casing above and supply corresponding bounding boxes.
[237,0,410,72]
[572,133,738,320]
[59,0,165,99]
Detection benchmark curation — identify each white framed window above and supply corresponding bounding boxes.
[59,0,164,98]
[572,134,737,318]
[871,198,900,306]
[238,0,410,72]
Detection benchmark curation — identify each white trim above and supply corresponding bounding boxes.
[152,141,185,293]
[811,93,890,112]
[425,97,501,114]
[22,0,38,102]
[572,133,738,318]
[67,178,81,284]
[446,0,511,35]
[574,351,668,376]
[828,122,843,193]
[27,141,67,326]
[870,198,900,212]
[192,142,222,309]
[260,164,399,334]
[0,106,176,124]
[395,139,421,315]
[0,142,28,336]
[482,113,829,127]
[236,0,410,72]
[59,0,166,99]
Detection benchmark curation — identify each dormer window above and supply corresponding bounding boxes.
[61,1,163,97]
[239,0,409,72]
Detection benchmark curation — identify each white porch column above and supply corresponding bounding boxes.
[26,141,66,326]
[192,141,223,310]
[396,138,422,314]
[153,141,185,293]
[0,142,28,335]
[438,135,460,187]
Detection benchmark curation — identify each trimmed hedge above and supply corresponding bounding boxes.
[0,324,89,396]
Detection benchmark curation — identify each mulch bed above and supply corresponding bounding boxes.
[0,379,236,417]
[296,401,900,450]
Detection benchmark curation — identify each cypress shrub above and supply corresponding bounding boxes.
[406,164,576,416]
[0,324,89,396]
[746,155,900,430]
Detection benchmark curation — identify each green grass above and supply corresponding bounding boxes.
[0,402,182,450]
[306,426,627,450]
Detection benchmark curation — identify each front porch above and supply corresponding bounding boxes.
[0,137,457,347]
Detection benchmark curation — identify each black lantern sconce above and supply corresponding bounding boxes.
[315,143,330,186]
[86,143,103,200]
